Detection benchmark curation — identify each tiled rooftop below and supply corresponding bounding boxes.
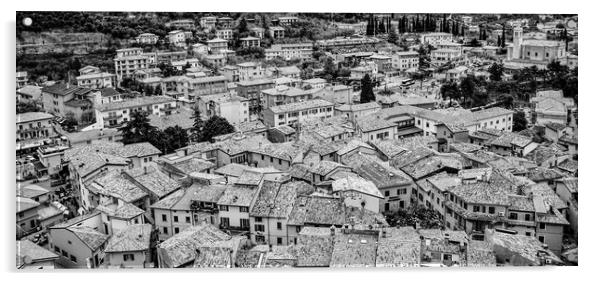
[105,224,152,253]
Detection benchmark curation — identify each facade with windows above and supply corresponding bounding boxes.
[95,96,177,128]
[263,99,334,127]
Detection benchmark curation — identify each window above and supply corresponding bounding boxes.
[240,218,250,228]
[123,254,135,261]
[220,217,230,227]
[384,190,390,197]
[488,207,495,214]
[70,255,77,263]
[174,227,179,234]
[239,206,249,212]
[219,205,229,212]
[173,216,179,223]
[526,232,531,236]
[162,214,167,222]
[473,206,479,212]
[254,224,265,232]
[277,237,283,245]
[509,213,518,220]
[163,227,168,234]
[539,223,546,230]
[185,216,191,223]
[524,214,531,221]
[277,222,282,230]
[397,189,401,195]
[255,217,263,222]
[256,235,265,243]
[384,203,390,211]
[61,250,68,257]
[538,236,545,243]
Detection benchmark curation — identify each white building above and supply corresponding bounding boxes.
[76,72,116,89]
[167,30,187,47]
[216,29,234,40]
[136,33,159,45]
[263,99,334,127]
[393,51,420,71]
[95,96,177,128]
[199,92,250,125]
[264,43,313,61]
[114,48,150,82]
[237,62,265,81]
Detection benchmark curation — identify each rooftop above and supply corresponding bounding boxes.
[268,99,334,114]
[97,96,175,112]
[16,240,59,268]
[17,112,54,124]
[105,224,152,253]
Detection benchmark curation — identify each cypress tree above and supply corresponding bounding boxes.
[360,74,375,103]
[501,24,506,47]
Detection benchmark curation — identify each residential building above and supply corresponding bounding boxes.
[393,51,420,71]
[136,33,159,45]
[236,78,275,114]
[237,62,265,81]
[265,43,313,61]
[261,85,313,109]
[420,32,453,45]
[165,19,195,30]
[216,29,234,40]
[17,71,28,88]
[240,36,261,48]
[114,48,150,82]
[269,26,285,39]
[199,92,250,124]
[95,96,177,128]
[48,212,109,268]
[249,181,297,245]
[16,112,56,144]
[167,30,187,47]
[207,38,229,54]
[217,185,259,231]
[151,184,225,241]
[104,224,153,268]
[263,99,334,127]
[278,16,299,26]
[16,240,60,269]
[76,72,116,89]
[430,48,463,66]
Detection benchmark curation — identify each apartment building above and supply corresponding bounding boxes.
[237,62,265,81]
[135,33,159,45]
[240,36,261,48]
[95,96,177,128]
[236,78,275,114]
[263,99,334,127]
[216,29,234,40]
[76,72,116,89]
[393,51,420,71]
[261,85,313,109]
[114,48,150,82]
[265,43,313,61]
[199,92,250,125]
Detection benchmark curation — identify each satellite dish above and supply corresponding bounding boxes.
[22,255,33,265]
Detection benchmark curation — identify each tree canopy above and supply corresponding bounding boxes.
[200,115,235,143]
[360,74,375,103]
